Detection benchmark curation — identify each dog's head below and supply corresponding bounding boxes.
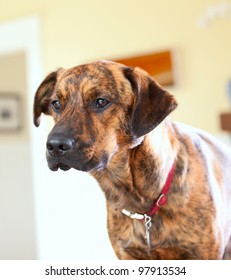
[33,61,177,172]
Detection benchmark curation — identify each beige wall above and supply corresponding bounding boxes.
[1,0,231,134]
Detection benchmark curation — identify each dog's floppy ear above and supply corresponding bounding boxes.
[123,66,177,138]
[33,70,59,127]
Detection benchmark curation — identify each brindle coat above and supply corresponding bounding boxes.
[33,60,231,259]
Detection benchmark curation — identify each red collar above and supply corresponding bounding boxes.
[146,162,175,217]
[122,162,175,220]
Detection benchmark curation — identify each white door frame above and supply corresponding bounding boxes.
[0,15,44,258]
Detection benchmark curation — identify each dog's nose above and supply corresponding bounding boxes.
[47,135,74,156]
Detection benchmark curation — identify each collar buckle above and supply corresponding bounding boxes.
[156,193,168,207]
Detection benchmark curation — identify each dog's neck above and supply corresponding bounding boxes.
[91,119,178,213]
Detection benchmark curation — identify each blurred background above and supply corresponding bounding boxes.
[0,0,231,260]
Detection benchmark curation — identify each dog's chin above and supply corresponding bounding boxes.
[47,156,108,172]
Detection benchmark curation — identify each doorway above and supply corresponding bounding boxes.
[0,15,43,259]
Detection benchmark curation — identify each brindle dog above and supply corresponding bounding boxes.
[33,60,231,259]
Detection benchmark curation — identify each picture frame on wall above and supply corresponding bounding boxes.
[0,94,21,131]
[114,50,175,86]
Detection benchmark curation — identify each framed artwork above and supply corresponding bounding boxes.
[0,94,21,131]
[114,50,175,86]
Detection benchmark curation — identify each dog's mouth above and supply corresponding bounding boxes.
[47,153,109,172]
[48,162,72,172]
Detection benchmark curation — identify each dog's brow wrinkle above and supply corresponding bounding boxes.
[96,66,118,91]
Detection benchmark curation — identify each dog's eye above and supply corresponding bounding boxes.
[96,98,109,109]
[51,100,61,112]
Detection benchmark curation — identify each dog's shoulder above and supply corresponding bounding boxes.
[172,121,231,158]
